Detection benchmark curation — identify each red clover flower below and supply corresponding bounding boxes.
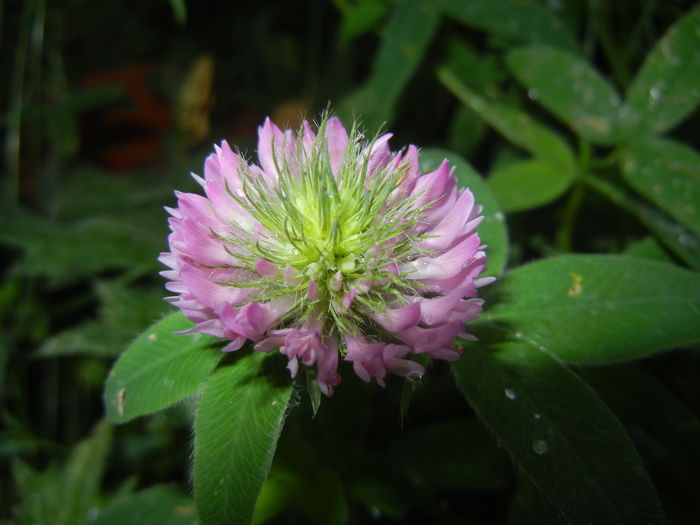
[160,114,493,395]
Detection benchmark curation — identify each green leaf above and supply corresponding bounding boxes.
[168,0,187,25]
[339,0,440,130]
[621,137,700,236]
[507,471,567,525]
[439,0,576,50]
[0,208,164,286]
[39,280,169,358]
[488,159,574,213]
[437,67,575,172]
[194,351,293,525]
[583,174,700,270]
[254,464,347,525]
[623,236,673,263]
[90,485,195,525]
[12,421,112,525]
[506,46,622,144]
[104,311,223,423]
[253,432,349,525]
[624,6,700,135]
[479,254,700,363]
[580,365,700,476]
[420,148,509,276]
[388,418,511,491]
[335,0,388,48]
[453,342,665,525]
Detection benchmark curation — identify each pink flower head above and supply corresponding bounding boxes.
[160,114,493,395]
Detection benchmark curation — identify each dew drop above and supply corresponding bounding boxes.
[532,439,549,455]
[148,333,158,342]
[533,413,542,420]
[494,211,505,222]
[504,388,517,400]
[527,88,539,100]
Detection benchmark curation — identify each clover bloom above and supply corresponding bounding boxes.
[160,115,492,395]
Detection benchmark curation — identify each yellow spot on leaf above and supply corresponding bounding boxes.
[568,273,583,297]
[117,388,127,417]
[174,504,195,517]
[148,333,158,342]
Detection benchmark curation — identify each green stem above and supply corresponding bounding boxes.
[582,174,700,269]
[591,1,630,88]
[4,0,35,206]
[555,185,585,253]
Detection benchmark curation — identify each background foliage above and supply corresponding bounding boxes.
[2,1,699,524]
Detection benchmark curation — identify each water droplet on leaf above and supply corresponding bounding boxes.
[532,439,549,455]
[504,388,517,400]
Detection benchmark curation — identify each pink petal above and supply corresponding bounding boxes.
[372,302,421,333]
[397,322,463,353]
[400,235,481,281]
[179,265,248,311]
[307,279,319,301]
[366,133,393,176]
[317,337,341,395]
[256,258,280,276]
[325,116,349,175]
[383,344,424,378]
[342,288,357,308]
[257,117,284,178]
[417,189,479,252]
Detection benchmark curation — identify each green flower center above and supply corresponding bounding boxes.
[219,120,430,336]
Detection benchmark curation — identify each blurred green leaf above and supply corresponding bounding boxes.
[388,418,511,491]
[420,148,509,276]
[168,0,187,24]
[253,431,349,525]
[506,46,622,144]
[0,208,164,286]
[623,6,700,135]
[53,166,174,221]
[339,0,440,130]
[442,37,506,96]
[479,255,700,363]
[252,469,292,525]
[507,470,566,525]
[623,236,672,263]
[334,0,388,48]
[194,352,293,525]
[12,421,112,525]
[621,137,700,236]
[347,451,438,520]
[583,175,700,270]
[437,67,575,172]
[580,365,700,474]
[453,343,665,525]
[89,485,195,525]
[104,311,222,423]
[488,159,574,213]
[438,0,576,50]
[39,280,169,358]
[254,464,347,525]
